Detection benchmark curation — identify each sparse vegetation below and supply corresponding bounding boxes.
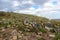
[0,11,60,40]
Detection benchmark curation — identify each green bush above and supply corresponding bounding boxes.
[39,28,47,33]
[54,33,60,40]
[50,29,56,33]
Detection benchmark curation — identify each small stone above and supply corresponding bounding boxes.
[49,34,55,37]
[2,18,6,21]
[7,25,11,28]
[2,28,5,31]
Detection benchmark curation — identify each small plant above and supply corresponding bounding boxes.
[54,33,60,40]
[50,29,56,33]
[39,28,47,33]
[38,38,45,40]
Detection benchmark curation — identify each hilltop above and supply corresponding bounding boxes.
[0,11,60,40]
[52,19,60,22]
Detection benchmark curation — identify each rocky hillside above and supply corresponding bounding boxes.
[52,19,60,22]
[0,11,60,40]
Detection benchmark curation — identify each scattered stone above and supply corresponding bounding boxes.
[49,34,55,38]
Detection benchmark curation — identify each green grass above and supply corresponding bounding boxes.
[0,11,60,40]
[0,11,60,33]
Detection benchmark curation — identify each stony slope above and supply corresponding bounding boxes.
[0,11,60,40]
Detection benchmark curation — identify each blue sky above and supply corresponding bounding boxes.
[0,0,60,19]
[33,5,39,9]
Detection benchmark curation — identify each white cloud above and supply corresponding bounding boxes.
[1,0,9,2]
[33,0,49,5]
[13,0,60,19]
[14,7,36,14]
[0,8,8,12]
[22,0,34,4]
[12,1,19,8]
[0,0,60,19]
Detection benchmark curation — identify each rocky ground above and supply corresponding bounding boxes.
[0,26,55,40]
[0,11,60,40]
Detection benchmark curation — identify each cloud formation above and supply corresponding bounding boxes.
[0,0,49,10]
[33,0,49,5]
[0,0,60,19]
